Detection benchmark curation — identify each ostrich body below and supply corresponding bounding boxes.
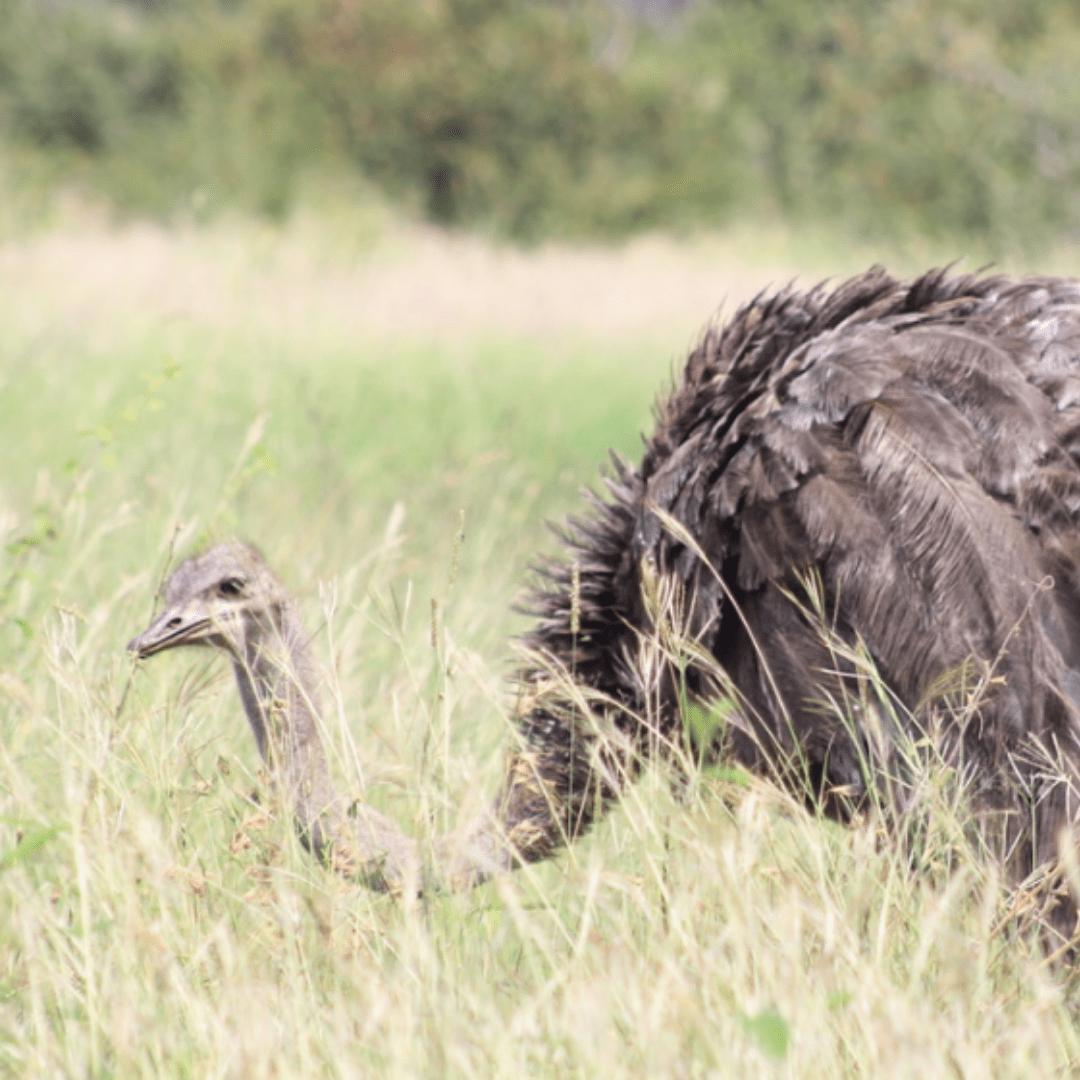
[130,267,1080,920]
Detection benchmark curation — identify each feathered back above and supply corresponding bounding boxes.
[523,267,1080,838]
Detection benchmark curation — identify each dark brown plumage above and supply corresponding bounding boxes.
[486,266,1080,933]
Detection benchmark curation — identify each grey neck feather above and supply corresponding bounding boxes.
[228,598,420,890]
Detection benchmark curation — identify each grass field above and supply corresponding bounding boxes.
[0,209,1078,1077]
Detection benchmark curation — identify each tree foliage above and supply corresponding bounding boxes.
[1,0,1079,249]
[688,0,1080,249]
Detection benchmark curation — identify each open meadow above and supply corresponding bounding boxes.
[0,209,1078,1077]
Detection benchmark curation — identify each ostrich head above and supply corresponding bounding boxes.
[127,542,288,661]
[126,540,422,890]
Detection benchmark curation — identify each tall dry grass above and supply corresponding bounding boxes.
[0,212,1077,1077]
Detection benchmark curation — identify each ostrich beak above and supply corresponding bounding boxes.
[127,602,216,659]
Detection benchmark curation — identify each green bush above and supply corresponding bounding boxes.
[2,0,1080,250]
[671,0,1080,250]
[291,0,704,237]
[0,0,706,236]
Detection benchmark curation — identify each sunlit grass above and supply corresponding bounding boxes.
[0,214,1078,1077]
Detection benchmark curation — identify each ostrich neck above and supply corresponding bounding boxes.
[230,601,338,842]
[226,598,421,891]
[225,604,552,892]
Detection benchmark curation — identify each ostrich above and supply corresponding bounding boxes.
[129,266,1080,931]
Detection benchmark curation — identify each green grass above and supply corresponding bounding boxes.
[0,214,1078,1078]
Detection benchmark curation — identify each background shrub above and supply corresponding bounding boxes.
[2,0,1079,250]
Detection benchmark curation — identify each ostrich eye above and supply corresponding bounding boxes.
[218,578,246,598]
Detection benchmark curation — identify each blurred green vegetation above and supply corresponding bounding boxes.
[1,0,1079,250]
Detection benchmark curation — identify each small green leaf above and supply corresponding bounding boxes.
[704,763,751,786]
[252,445,277,474]
[0,826,61,871]
[742,1008,790,1060]
[7,537,38,556]
[827,990,853,1011]
[685,698,733,747]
